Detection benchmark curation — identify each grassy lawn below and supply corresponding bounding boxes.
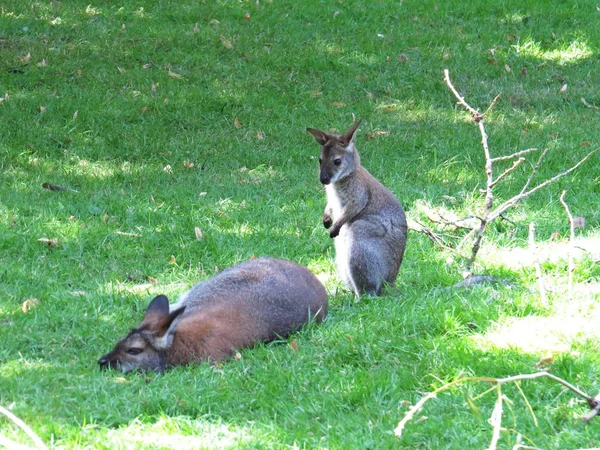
[1,0,599,448]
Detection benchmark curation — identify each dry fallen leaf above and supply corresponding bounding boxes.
[520,66,528,77]
[289,339,299,351]
[194,226,204,240]
[40,105,47,113]
[504,64,511,72]
[73,110,78,120]
[163,164,173,173]
[147,275,158,285]
[42,182,67,192]
[256,130,264,140]
[234,352,242,360]
[168,70,183,79]
[20,52,31,64]
[37,58,48,67]
[234,117,242,128]
[535,352,554,369]
[102,212,109,223]
[183,160,195,169]
[331,101,346,108]
[244,13,251,21]
[22,298,39,313]
[397,54,409,62]
[38,237,59,247]
[193,22,199,33]
[117,66,126,74]
[209,19,220,25]
[219,35,233,49]
[169,255,177,265]
[309,91,322,98]
[558,83,568,93]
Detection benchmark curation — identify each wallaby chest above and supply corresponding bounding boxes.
[325,184,346,218]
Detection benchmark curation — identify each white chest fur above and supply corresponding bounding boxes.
[325,184,345,218]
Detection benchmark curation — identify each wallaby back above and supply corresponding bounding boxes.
[98,258,328,372]
[307,121,407,296]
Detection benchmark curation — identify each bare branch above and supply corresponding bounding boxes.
[443,69,482,120]
[483,93,502,117]
[490,157,525,188]
[394,371,597,440]
[408,219,461,254]
[0,405,47,450]
[520,148,549,196]
[488,148,600,223]
[582,393,600,423]
[528,222,547,305]
[487,385,503,450]
[491,147,538,162]
[559,190,575,300]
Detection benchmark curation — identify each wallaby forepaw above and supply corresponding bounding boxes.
[323,217,333,229]
[329,227,340,238]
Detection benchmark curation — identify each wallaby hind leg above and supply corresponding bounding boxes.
[348,239,385,296]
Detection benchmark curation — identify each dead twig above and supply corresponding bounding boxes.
[528,222,547,305]
[559,190,574,300]
[42,182,79,193]
[491,148,538,163]
[0,405,47,450]
[394,371,598,441]
[442,69,600,276]
[487,147,599,223]
[408,219,460,254]
[487,384,503,450]
[490,157,525,188]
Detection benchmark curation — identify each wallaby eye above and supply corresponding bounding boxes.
[127,348,143,355]
[334,158,342,166]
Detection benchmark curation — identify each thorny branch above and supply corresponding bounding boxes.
[394,371,599,445]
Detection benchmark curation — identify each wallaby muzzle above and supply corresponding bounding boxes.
[320,170,331,185]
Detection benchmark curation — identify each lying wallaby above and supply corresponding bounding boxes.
[98,257,328,372]
[307,120,407,296]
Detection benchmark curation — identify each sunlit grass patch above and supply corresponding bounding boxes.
[514,38,593,65]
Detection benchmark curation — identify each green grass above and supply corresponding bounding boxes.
[1,0,599,448]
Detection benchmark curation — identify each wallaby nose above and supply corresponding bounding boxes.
[320,174,331,185]
[98,356,109,369]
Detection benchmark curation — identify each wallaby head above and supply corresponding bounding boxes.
[98,295,186,373]
[307,120,362,185]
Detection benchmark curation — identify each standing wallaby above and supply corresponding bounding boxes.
[98,258,328,372]
[307,120,407,296]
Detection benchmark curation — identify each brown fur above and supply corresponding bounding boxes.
[98,257,328,372]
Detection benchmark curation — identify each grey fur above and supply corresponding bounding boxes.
[307,121,407,296]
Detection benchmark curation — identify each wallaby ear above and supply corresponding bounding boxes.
[140,295,185,337]
[145,295,170,317]
[340,119,362,145]
[307,128,331,146]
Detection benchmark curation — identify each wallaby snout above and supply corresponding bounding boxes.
[98,258,328,372]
